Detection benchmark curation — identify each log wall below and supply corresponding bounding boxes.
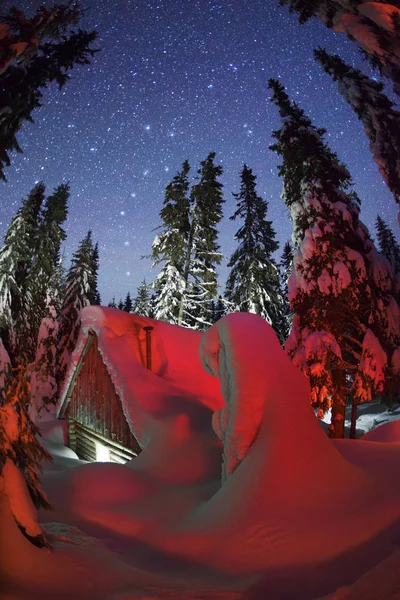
[65,334,141,462]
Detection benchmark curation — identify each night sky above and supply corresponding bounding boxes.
[0,0,399,305]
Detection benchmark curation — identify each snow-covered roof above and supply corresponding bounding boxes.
[57,306,224,448]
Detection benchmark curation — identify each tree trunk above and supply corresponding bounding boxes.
[329,369,347,439]
[178,222,194,326]
[349,394,358,439]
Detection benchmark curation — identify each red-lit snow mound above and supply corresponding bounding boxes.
[1,312,400,600]
[361,418,400,443]
[57,306,225,447]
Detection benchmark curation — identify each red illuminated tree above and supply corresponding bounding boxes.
[315,48,400,217]
[269,78,400,438]
[0,357,52,548]
[280,0,400,94]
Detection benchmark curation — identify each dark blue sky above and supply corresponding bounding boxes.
[0,0,398,304]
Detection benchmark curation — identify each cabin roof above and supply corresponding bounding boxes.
[57,306,224,448]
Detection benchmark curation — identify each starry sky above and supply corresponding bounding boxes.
[0,0,399,305]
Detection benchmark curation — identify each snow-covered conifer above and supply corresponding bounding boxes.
[108,297,117,308]
[56,230,95,387]
[0,3,97,180]
[376,215,400,275]
[212,295,227,323]
[0,183,45,363]
[186,152,224,330]
[88,242,101,305]
[26,184,68,361]
[269,78,400,437]
[315,48,400,214]
[280,240,294,339]
[151,161,191,324]
[0,364,52,548]
[225,164,286,343]
[281,0,400,94]
[123,291,133,313]
[29,279,61,416]
[133,280,152,317]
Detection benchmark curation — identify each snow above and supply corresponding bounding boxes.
[353,330,387,403]
[58,306,225,447]
[1,459,44,539]
[1,312,400,599]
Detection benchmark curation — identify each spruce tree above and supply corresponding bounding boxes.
[29,282,60,417]
[280,240,294,339]
[133,280,152,317]
[375,215,400,275]
[225,164,286,343]
[280,1,400,94]
[108,297,117,309]
[269,79,400,438]
[212,295,227,323]
[0,183,45,363]
[187,152,224,330]
[117,299,124,311]
[315,48,400,214]
[56,230,96,388]
[123,291,133,313]
[26,183,68,360]
[0,3,97,180]
[88,242,101,305]
[151,161,191,324]
[0,363,52,548]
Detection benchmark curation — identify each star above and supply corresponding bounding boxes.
[1,0,397,306]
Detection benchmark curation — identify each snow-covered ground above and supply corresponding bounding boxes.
[1,312,400,600]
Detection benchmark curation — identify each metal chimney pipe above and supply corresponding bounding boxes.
[143,326,153,371]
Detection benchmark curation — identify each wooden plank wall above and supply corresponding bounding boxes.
[66,335,142,461]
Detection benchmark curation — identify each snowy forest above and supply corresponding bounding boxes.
[0,1,400,600]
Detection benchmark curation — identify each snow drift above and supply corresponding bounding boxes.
[1,310,400,600]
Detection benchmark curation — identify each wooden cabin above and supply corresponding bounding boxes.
[57,306,224,464]
[58,331,144,464]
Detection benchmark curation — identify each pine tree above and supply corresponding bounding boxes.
[186,152,224,330]
[123,291,133,313]
[117,299,124,311]
[212,295,227,323]
[315,48,400,214]
[375,215,400,275]
[88,242,101,305]
[269,78,400,438]
[29,266,62,418]
[0,183,45,363]
[280,241,294,297]
[280,240,294,339]
[280,1,400,94]
[133,280,152,317]
[225,164,287,343]
[108,297,117,309]
[0,3,97,179]
[56,230,95,388]
[26,184,68,361]
[0,363,52,548]
[151,160,191,324]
